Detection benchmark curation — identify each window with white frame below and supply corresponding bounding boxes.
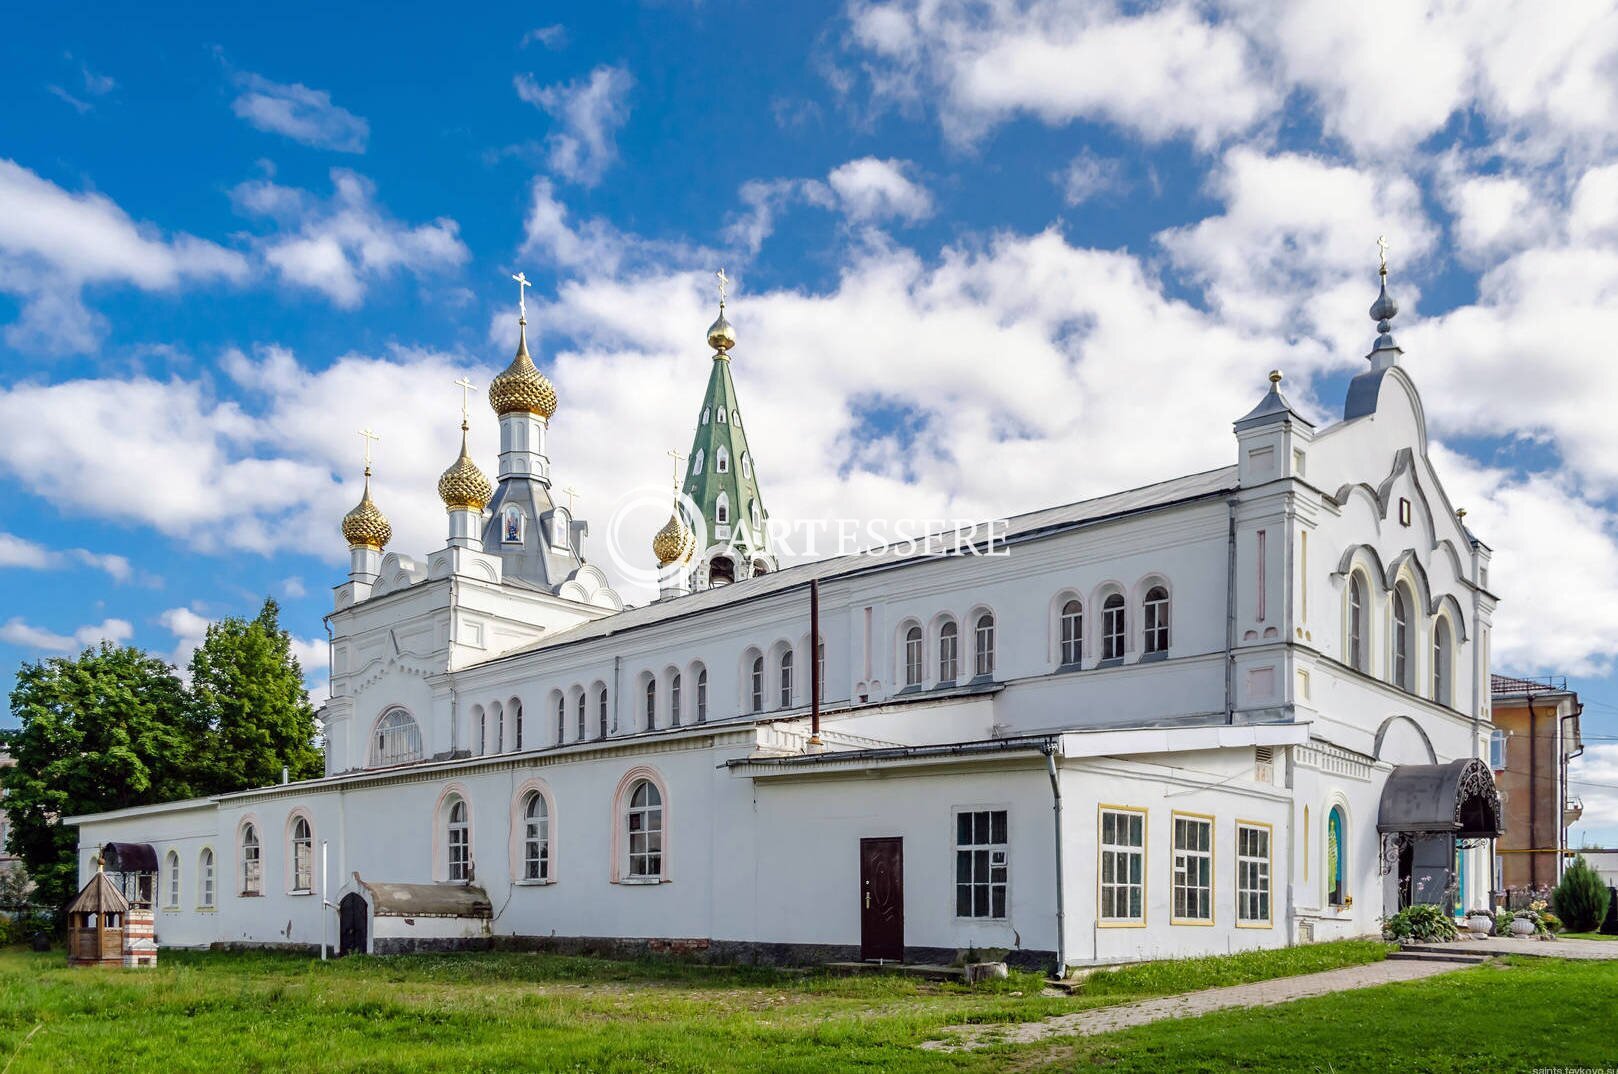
[695,667,708,723]
[716,493,729,525]
[693,448,705,473]
[1060,599,1082,666]
[556,695,567,744]
[1102,594,1126,661]
[1432,618,1453,705]
[1392,585,1412,690]
[165,850,180,908]
[523,791,550,881]
[240,823,262,896]
[954,809,1008,918]
[717,407,727,423]
[1099,809,1144,922]
[1348,573,1367,671]
[701,407,710,425]
[938,620,959,683]
[199,847,215,908]
[373,708,423,767]
[904,625,923,686]
[1236,823,1271,924]
[447,798,471,881]
[513,700,523,750]
[741,452,752,478]
[717,446,730,473]
[576,692,587,741]
[1489,728,1508,771]
[974,613,995,678]
[779,650,794,708]
[598,686,609,738]
[290,815,313,893]
[1143,585,1170,655]
[750,655,765,713]
[1172,814,1213,922]
[645,677,657,729]
[671,671,683,726]
[626,780,664,879]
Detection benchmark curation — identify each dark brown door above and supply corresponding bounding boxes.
[338,893,368,956]
[860,837,904,962]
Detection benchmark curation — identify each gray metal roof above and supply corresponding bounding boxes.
[1377,758,1502,836]
[485,466,1238,665]
[356,877,492,918]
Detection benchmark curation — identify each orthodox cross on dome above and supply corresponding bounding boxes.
[1376,235,1390,277]
[358,427,380,473]
[715,268,729,310]
[667,448,687,488]
[512,271,531,320]
[453,376,477,424]
[562,485,581,511]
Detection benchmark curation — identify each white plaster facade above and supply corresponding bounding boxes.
[70,289,1503,970]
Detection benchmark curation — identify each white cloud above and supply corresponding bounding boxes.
[521,177,711,277]
[0,158,247,353]
[522,25,567,49]
[0,532,52,570]
[1437,170,1554,265]
[1569,743,1618,845]
[515,65,634,186]
[0,616,132,654]
[233,169,468,307]
[826,157,934,224]
[1056,150,1125,206]
[229,71,369,153]
[0,531,145,584]
[280,576,307,599]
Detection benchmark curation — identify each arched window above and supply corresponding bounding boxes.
[576,692,587,741]
[164,850,180,908]
[716,446,730,473]
[1143,586,1170,655]
[645,676,657,729]
[717,408,727,423]
[522,791,550,882]
[750,500,761,530]
[474,704,488,755]
[447,798,471,882]
[741,453,752,479]
[695,666,708,723]
[512,699,524,750]
[556,694,567,744]
[289,815,313,893]
[701,406,710,424]
[626,780,664,880]
[1102,595,1126,661]
[904,625,924,686]
[939,620,959,683]
[373,709,423,766]
[199,848,215,908]
[716,493,730,525]
[240,823,261,896]
[692,448,705,474]
[598,686,609,738]
[1392,585,1413,691]
[1348,574,1367,671]
[974,613,995,678]
[501,504,525,544]
[1060,599,1083,666]
[490,701,505,753]
[732,409,741,426]
[750,655,765,713]
[671,672,683,726]
[1432,618,1453,705]
[1326,806,1347,907]
[779,650,794,708]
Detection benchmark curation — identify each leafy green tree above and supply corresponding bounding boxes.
[188,598,322,791]
[2,645,193,907]
[1552,854,1611,932]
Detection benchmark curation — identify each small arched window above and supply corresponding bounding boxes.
[626,780,664,879]
[491,701,505,754]
[164,850,180,908]
[716,446,730,473]
[576,692,587,741]
[240,823,261,896]
[750,655,765,713]
[501,504,525,544]
[1102,595,1126,661]
[1392,585,1413,691]
[701,406,710,424]
[732,409,741,426]
[974,613,995,678]
[1432,619,1453,706]
[289,815,313,893]
[645,676,657,730]
[904,625,924,686]
[373,709,423,767]
[556,694,567,745]
[1143,586,1169,655]
[1060,599,1083,666]
[779,650,794,708]
[1348,574,1367,671]
[716,493,730,525]
[199,848,215,908]
[750,500,761,530]
[938,620,959,684]
[598,686,609,738]
[1326,806,1347,907]
[692,448,705,474]
[523,791,550,882]
[741,453,752,478]
[512,699,524,750]
[671,672,683,727]
[695,666,709,723]
[447,799,471,882]
[717,408,727,423]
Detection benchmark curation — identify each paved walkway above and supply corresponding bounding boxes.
[922,959,1465,1052]
[1416,936,1618,960]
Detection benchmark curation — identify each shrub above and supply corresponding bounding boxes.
[1382,904,1459,943]
[1540,911,1563,933]
[1552,856,1611,933]
[1495,910,1515,937]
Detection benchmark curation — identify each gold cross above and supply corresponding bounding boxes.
[667,448,687,487]
[453,377,476,423]
[716,268,729,309]
[561,486,581,511]
[1376,235,1390,275]
[512,271,531,319]
[358,427,380,470]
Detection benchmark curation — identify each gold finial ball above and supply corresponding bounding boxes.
[341,481,392,550]
[1456,507,1467,521]
[706,311,736,354]
[438,446,493,511]
[1269,369,1283,386]
[652,509,697,568]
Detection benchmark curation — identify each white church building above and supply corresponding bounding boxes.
[71,262,1505,972]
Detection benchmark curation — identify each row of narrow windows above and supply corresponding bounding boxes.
[1345,572,1456,706]
[699,406,743,428]
[689,447,752,479]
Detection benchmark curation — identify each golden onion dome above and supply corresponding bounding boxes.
[341,470,392,549]
[437,424,493,511]
[488,318,558,418]
[652,506,697,568]
[706,309,735,355]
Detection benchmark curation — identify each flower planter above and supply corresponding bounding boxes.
[1509,917,1537,936]
[1465,914,1493,935]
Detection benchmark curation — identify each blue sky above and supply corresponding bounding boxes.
[3,1,1618,844]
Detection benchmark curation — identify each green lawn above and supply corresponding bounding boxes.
[1560,930,1618,941]
[0,942,1607,1072]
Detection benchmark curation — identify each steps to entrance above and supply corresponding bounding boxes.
[1390,946,1491,965]
[823,961,966,982]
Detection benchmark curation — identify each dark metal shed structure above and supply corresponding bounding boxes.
[1378,758,1503,912]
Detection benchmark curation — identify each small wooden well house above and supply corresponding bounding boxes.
[67,864,129,967]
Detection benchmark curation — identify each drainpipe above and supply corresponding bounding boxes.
[1043,741,1066,980]
[1224,499,1237,724]
[809,579,822,746]
[1527,693,1538,889]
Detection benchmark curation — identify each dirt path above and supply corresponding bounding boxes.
[922,958,1467,1052]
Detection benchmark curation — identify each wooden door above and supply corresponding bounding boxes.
[338,893,368,956]
[859,837,904,962]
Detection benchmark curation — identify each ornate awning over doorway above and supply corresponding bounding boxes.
[1377,758,1502,838]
